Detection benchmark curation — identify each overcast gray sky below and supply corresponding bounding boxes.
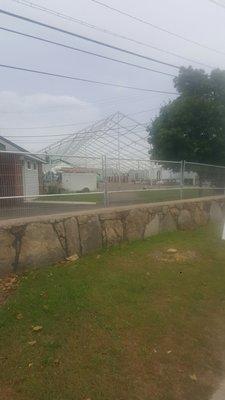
[0,0,225,151]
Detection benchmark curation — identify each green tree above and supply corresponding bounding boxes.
[147,67,225,186]
[148,67,225,164]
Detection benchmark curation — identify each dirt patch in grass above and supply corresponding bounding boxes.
[0,385,16,400]
[0,275,19,305]
[151,248,199,263]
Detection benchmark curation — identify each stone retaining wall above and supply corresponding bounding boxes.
[0,196,225,276]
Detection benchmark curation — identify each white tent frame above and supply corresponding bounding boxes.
[41,111,151,173]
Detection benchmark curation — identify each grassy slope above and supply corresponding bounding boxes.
[1,226,225,399]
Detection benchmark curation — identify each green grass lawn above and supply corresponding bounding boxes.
[37,192,104,203]
[138,187,219,203]
[1,225,225,399]
[37,188,221,206]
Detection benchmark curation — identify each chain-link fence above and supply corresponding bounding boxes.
[105,158,182,206]
[0,151,225,220]
[182,161,225,198]
[0,151,105,220]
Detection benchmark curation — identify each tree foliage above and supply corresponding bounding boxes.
[147,67,225,166]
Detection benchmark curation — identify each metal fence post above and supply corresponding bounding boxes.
[180,160,185,200]
[49,156,53,192]
[102,155,108,207]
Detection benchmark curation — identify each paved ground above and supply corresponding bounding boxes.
[0,188,217,221]
[0,202,101,220]
[0,194,145,221]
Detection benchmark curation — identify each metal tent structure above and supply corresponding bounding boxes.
[41,112,150,173]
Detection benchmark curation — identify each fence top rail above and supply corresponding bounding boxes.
[107,157,182,164]
[2,151,225,168]
[0,186,224,201]
[0,150,102,160]
[108,186,225,194]
[0,191,104,200]
[0,151,182,164]
[185,161,225,169]
[149,159,182,164]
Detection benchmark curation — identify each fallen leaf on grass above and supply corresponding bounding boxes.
[190,374,197,381]
[28,363,33,368]
[28,340,37,346]
[167,248,178,254]
[66,254,79,262]
[40,292,48,298]
[167,350,172,354]
[16,313,23,320]
[32,325,43,332]
[0,275,18,304]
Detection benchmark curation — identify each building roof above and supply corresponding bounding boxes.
[60,167,98,174]
[0,136,45,163]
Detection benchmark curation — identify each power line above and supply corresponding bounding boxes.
[0,26,175,78]
[1,108,156,132]
[0,63,178,95]
[0,8,180,70]
[1,107,157,135]
[0,89,167,115]
[0,92,156,114]
[0,122,138,131]
[209,0,225,8]
[1,123,97,130]
[9,0,213,69]
[89,0,225,57]
[132,107,158,116]
[1,126,148,138]
[1,127,147,137]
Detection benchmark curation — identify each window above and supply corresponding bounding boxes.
[33,162,37,170]
[27,161,31,170]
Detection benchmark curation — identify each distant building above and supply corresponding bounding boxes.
[0,136,44,201]
[60,167,97,192]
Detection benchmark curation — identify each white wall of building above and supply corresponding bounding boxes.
[0,138,41,197]
[61,172,97,192]
[22,158,40,197]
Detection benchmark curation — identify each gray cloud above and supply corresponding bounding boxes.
[0,0,224,152]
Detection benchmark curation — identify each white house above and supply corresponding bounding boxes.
[0,136,44,199]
